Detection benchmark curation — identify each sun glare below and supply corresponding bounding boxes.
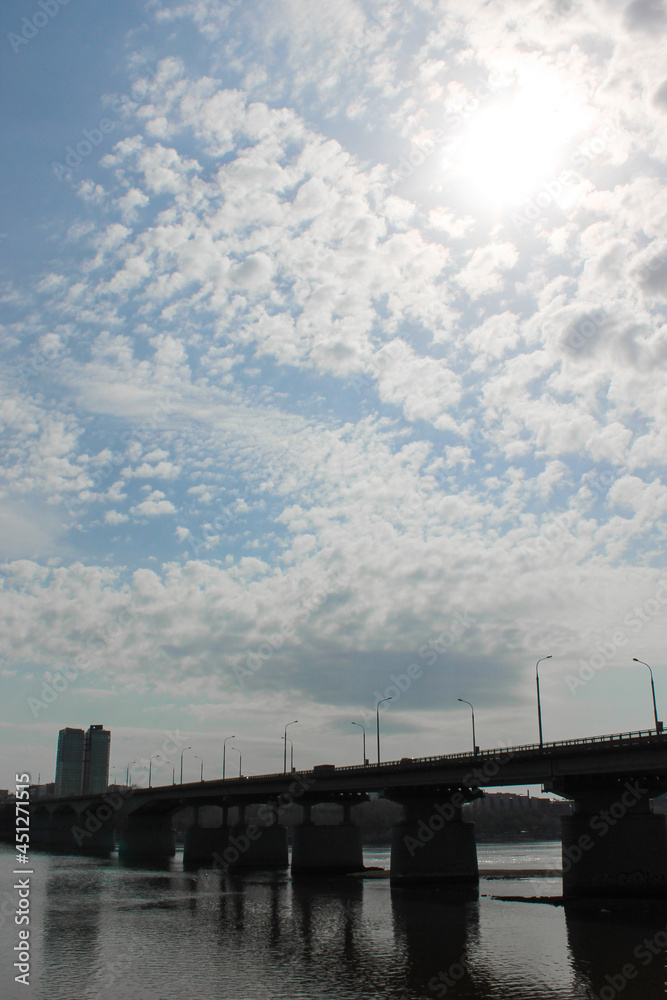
[457,71,589,205]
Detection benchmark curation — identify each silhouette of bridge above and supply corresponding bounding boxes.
[4,727,667,898]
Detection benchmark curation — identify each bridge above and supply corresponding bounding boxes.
[3,727,667,898]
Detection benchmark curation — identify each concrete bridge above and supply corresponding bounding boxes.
[4,727,667,898]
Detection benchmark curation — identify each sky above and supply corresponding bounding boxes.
[1,0,666,791]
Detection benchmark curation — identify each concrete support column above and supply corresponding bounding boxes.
[222,823,289,870]
[559,781,667,898]
[30,810,52,849]
[187,820,288,870]
[291,823,363,877]
[119,813,175,860]
[183,824,221,865]
[71,806,116,854]
[49,810,81,852]
[389,790,479,887]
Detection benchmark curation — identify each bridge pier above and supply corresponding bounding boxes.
[222,823,289,870]
[183,824,222,865]
[50,808,85,852]
[555,779,667,898]
[387,787,480,888]
[291,801,363,877]
[185,799,289,869]
[119,813,175,860]
[31,807,52,849]
[70,806,116,854]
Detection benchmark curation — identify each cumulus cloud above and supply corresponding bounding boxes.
[3,0,667,778]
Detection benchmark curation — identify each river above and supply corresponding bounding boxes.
[1,841,666,999]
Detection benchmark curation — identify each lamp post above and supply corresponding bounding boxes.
[149,754,161,788]
[458,698,477,754]
[194,755,204,782]
[376,697,392,766]
[536,655,552,748]
[283,720,298,774]
[351,721,367,764]
[170,764,175,785]
[126,761,135,786]
[286,737,294,772]
[180,746,191,784]
[222,735,236,780]
[231,747,242,777]
[633,659,661,733]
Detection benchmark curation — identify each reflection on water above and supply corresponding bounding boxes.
[2,842,667,999]
[566,904,667,1000]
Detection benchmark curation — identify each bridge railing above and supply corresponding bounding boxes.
[236,727,667,784]
[22,728,667,800]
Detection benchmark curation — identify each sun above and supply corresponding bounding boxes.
[456,69,589,206]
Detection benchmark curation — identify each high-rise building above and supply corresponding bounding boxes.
[54,727,85,796]
[83,724,111,793]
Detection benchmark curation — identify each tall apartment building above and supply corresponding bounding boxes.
[54,727,85,796]
[54,724,111,795]
[83,724,111,793]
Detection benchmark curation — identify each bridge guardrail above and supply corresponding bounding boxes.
[243,727,667,782]
[11,728,667,801]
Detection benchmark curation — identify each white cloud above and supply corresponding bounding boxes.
[130,490,176,517]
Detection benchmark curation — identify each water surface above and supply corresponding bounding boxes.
[2,842,666,999]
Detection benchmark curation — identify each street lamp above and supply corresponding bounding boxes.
[180,746,191,784]
[286,737,294,772]
[231,746,242,777]
[223,735,236,780]
[376,697,392,766]
[535,655,552,748]
[126,761,135,786]
[149,754,161,788]
[170,764,175,785]
[283,720,298,774]
[458,698,477,754]
[194,755,204,782]
[351,721,367,764]
[633,659,662,733]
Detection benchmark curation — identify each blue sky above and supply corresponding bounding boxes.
[1,0,667,789]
